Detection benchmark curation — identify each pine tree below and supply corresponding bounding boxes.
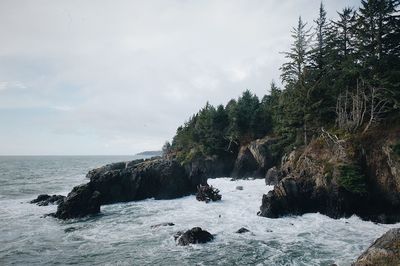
[280,16,313,145]
[280,17,313,87]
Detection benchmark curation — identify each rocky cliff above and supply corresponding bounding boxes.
[259,128,400,223]
[231,136,280,178]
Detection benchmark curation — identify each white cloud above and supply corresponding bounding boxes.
[0,0,361,155]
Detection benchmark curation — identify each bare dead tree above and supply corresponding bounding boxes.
[362,86,392,133]
[335,79,392,134]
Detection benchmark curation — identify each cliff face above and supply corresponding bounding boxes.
[231,136,280,178]
[259,128,400,223]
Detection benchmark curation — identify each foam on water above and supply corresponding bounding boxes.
[0,157,399,266]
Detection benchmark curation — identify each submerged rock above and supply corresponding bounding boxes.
[53,158,206,219]
[353,228,400,265]
[175,227,214,246]
[150,222,175,229]
[236,227,251,234]
[30,194,65,206]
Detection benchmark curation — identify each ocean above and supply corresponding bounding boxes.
[0,156,398,265]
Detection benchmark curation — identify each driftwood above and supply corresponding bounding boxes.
[196,184,222,203]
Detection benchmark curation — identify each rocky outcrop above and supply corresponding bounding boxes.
[259,129,400,223]
[196,184,222,203]
[54,158,206,219]
[353,228,400,265]
[174,227,214,246]
[55,184,101,219]
[232,136,279,178]
[30,194,65,206]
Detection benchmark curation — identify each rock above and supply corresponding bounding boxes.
[265,166,280,185]
[53,158,206,219]
[150,222,175,229]
[231,136,280,179]
[175,227,214,246]
[54,184,101,219]
[353,228,400,265]
[30,194,65,206]
[236,227,250,234]
[259,130,400,223]
[236,186,243,190]
[174,231,184,241]
[196,184,222,203]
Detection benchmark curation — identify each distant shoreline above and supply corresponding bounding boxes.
[135,150,162,157]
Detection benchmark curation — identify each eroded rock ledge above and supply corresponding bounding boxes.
[54,158,207,219]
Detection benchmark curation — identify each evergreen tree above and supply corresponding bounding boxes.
[280,16,313,86]
[280,16,313,145]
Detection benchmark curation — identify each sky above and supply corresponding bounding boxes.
[0,0,360,155]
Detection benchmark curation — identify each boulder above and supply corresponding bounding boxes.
[175,227,214,246]
[236,186,243,190]
[30,194,65,206]
[353,228,400,265]
[53,158,206,219]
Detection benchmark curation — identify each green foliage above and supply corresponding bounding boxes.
[170,90,273,163]
[167,0,400,165]
[338,165,367,194]
[393,141,400,157]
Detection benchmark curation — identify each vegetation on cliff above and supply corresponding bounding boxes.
[166,0,399,166]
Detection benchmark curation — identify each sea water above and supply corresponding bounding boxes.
[0,156,398,265]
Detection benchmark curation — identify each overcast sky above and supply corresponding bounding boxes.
[0,0,360,155]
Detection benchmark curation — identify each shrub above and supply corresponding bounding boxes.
[338,164,367,194]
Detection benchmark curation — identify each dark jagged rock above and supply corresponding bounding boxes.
[196,184,221,203]
[175,227,214,246]
[55,184,101,219]
[259,130,400,224]
[231,136,280,179]
[150,222,175,229]
[353,228,400,265]
[30,194,65,206]
[236,186,243,190]
[236,227,250,234]
[54,158,206,219]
